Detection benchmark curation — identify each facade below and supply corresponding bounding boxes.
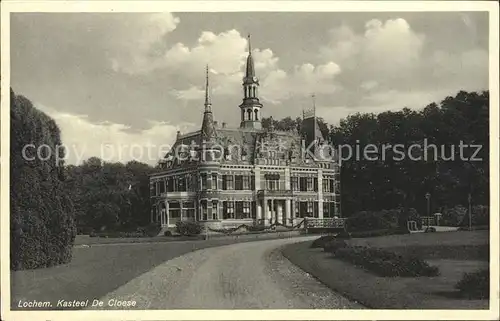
[150,37,341,231]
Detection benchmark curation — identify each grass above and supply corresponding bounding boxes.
[11,234,309,310]
[282,230,489,309]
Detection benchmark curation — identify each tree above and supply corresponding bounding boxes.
[10,89,76,270]
[65,158,155,232]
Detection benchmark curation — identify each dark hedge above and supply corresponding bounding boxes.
[10,89,76,270]
[455,268,489,299]
[333,246,440,277]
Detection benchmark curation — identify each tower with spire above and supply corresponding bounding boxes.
[201,65,216,142]
[239,34,263,129]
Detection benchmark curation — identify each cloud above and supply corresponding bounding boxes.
[317,17,487,111]
[36,103,194,165]
[321,18,425,86]
[107,13,181,74]
[144,29,343,105]
[261,62,342,103]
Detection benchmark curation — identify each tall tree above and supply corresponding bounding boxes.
[10,89,76,270]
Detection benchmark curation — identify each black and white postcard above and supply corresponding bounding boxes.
[1,1,499,320]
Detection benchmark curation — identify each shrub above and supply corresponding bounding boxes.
[347,211,392,232]
[323,239,348,253]
[442,205,468,227]
[458,205,489,227]
[143,222,162,237]
[164,230,173,237]
[311,235,336,248]
[333,246,440,277]
[175,221,202,236]
[424,227,436,233]
[455,268,489,299]
[10,90,76,270]
[247,225,267,232]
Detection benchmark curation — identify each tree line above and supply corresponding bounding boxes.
[262,90,489,218]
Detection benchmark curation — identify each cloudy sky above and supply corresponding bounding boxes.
[10,11,489,165]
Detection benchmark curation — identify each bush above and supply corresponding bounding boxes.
[458,205,489,227]
[333,246,440,277]
[455,268,489,299]
[424,227,436,233]
[323,239,348,253]
[175,221,202,236]
[347,211,392,232]
[143,222,161,237]
[164,230,173,237]
[90,231,145,238]
[442,205,468,227]
[311,235,336,248]
[247,225,267,232]
[10,90,76,270]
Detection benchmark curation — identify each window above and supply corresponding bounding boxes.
[225,175,234,190]
[313,178,318,192]
[330,179,335,193]
[159,180,165,194]
[295,202,299,218]
[235,175,243,190]
[242,176,251,190]
[322,179,330,192]
[212,201,218,220]
[265,173,280,191]
[298,202,307,218]
[235,201,244,219]
[243,202,250,218]
[151,183,156,196]
[291,177,299,191]
[167,178,174,192]
[224,201,235,219]
[201,173,207,190]
[306,177,313,191]
[307,201,313,215]
[184,202,195,218]
[170,202,181,218]
[202,201,208,221]
[323,202,331,218]
[186,175,194,191]
[211,174,218,190]
[178,176,186,192]
[299,177,307,192]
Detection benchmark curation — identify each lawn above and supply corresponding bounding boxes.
[282,230,490,309]
[11,234,309,310]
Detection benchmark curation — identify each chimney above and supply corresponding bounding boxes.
[176,130,181,139]
[222,122,226,128]
[214,121,218,127]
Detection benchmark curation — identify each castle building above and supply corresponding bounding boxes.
[149,36,341,231]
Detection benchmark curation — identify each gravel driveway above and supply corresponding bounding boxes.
[95,236,363,309]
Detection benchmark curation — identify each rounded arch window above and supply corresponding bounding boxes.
[254,109,259,120]
[247,109,252,121]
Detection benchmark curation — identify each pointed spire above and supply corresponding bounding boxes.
[312,93,316,116]
[201,66,216,142]
[204,65,211,112]
[247,34,252,55]
[245,34,255,79]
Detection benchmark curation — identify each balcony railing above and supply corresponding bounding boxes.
[257,189,293,197]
